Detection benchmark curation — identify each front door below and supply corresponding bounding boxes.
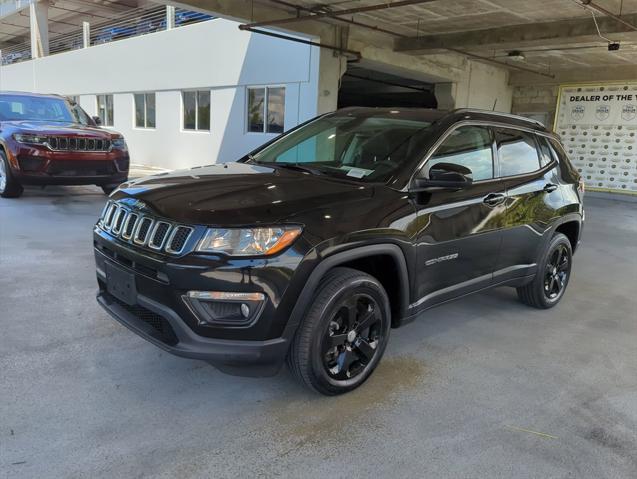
[411,124,507,311]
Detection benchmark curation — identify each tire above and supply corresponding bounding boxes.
[287,267,391,395]
[517,232,573,309]
[0,150,24,198]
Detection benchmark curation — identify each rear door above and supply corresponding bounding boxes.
[495,127,563,281]
[412,124,507,310]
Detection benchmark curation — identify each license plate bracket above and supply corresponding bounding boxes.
[105,261,137,305]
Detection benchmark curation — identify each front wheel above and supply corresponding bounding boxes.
[0,151,24,198]
[287,267,391,395]
[517,232,573,309]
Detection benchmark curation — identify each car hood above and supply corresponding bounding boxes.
[112,162,375,226]
[3,120,113,137]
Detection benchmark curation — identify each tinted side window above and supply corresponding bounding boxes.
[495,128,540,177]
[548,138,580,182]
[425,125,494,181]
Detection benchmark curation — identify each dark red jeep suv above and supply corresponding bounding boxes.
[0,91,129,198]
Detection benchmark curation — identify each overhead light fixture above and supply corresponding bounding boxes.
[608,42,620,51]
[507,50,526,62]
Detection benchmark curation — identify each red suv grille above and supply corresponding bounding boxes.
[48,136,111,152]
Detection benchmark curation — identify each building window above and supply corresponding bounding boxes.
[134,93,156,128]
[247,86,285,133]
[96,94,114,126]
[182,90,210,131]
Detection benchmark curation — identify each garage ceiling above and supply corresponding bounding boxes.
[3,0,637,76]
[260,0,637,75]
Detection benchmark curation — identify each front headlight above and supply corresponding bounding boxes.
[14,133,48,145]
[111,138,128,150]
[196,226,302,256]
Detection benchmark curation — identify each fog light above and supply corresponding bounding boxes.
[183,291,266,326]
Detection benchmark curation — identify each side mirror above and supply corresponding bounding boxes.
[92,116,102,126]
[410,162,473,192]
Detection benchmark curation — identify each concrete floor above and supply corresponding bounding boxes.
[1,186,637,479]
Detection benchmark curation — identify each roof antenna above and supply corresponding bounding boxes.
[492,98,498,111]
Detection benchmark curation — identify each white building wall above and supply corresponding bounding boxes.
[0,19,320,170]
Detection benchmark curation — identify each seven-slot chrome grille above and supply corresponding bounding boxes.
[48,137,111,152]
[99,201,194,255]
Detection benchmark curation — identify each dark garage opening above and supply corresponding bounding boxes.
[338,65,437,109]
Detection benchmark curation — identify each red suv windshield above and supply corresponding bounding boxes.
[0,95,91,125]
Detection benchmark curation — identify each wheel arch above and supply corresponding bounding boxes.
[283,244,411,340]
[0,141,17,170]
[553,215,582,253]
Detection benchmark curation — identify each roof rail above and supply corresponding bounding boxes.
[450,108,546,128]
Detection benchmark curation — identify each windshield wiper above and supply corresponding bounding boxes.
[260,162,325,176]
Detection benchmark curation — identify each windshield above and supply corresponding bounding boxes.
[0,95,91,125]
[248,113,432,182]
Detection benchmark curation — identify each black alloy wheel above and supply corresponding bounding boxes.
[287,267,391,395]
[544,243,570,301]
[322,293,384,380]
[517,232,573,309]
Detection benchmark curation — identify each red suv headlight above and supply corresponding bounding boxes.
[13,133,48,145]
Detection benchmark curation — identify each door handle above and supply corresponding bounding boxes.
[483,193,505,207]
[544,183,558,193]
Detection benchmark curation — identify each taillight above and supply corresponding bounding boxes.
[578,177,585,195]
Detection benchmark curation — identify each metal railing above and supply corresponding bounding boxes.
[1,45,31,65]
[1,5,215,66]
[90,6,167,46]
[0,0,33,18]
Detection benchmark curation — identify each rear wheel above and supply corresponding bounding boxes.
[0,151,24,198]
[517,232,572,309]
[287,267,391,395]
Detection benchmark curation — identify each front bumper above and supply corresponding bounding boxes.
[9,144,129,186]
[18,171,128,186]
[94,226,312,376]
[97,289,289,376]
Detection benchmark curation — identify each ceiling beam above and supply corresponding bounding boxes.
[446,48,555,79]
[510,64,637,86]
[394,13,637,54]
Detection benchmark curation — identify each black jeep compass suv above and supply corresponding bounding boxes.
[94,108,584,395]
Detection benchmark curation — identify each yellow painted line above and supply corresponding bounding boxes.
[505,425,558,440]
[586,187,637,196]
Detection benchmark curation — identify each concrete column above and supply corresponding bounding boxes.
[434,61,512,112]
[82,21,90,48]
[166,5,175,30]
[82,22,91,48]
[30,0,49,58]
[434,83,459,110]
[317,47,346,114]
